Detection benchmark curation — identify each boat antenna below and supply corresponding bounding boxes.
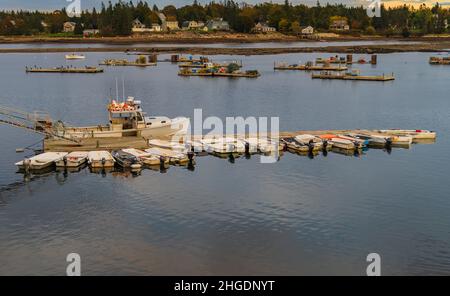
[109,87,113,103]
[115,77,119,102]
[122,77,125,101]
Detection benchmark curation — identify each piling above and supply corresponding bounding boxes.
[148,54,158,63]
[371,55,377,65]
[346,54,353,64]
[171,54,179,63]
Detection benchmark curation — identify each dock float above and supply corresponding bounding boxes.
[429,56,450,65]
[178,70,260,78]
[274,65,348,71]
[312,72,394,81]
[26,66,104,73]
[100,57,157,67]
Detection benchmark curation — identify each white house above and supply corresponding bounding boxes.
[301,26,314,35]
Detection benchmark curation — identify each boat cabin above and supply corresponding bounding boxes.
[108,97,147,134]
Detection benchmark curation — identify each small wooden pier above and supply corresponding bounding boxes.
[312,72,394,81]
[26,66,104,73]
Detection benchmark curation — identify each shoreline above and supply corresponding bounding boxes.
[1,42,449,55]
[2,33,450,45]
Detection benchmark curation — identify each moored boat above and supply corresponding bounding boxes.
[16,152,68,171]
[87,151,115,168]
[122,148,165,166]
[52,97,190,140]
[65,53,85,60]
[348,133,388,147]
[55,151,89,167]
[328,138,355,150]
[112,150,142,169]
[145,147,190,164]
[294,134,324,151]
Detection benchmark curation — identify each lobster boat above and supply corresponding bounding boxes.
[53,97,189,140]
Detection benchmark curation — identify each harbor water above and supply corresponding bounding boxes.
[0,50,449,275]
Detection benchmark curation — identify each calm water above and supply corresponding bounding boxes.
[0,51,449,275]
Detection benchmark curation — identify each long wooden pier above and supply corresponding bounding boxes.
[26,67,104,73]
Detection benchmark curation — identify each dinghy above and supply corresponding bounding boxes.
[65,53,85,60]
[328,138,355,150]
[87,151,115,168]
[281,137,310,153]
[145,147,190,164]
[348,133,387,147]
[122,148,165,166]
[112,150,142,169]
[55,151,88,168]
[337,135,368,149]
[294,134,324,150]
[16,152,68,171]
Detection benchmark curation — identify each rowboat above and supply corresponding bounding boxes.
[294,134,324,151]
[378,129,436,140]
[145,147,190,164]
[281,137,310,153]
[389,135,413,145]
[337,135,368,149]
[122,148,165,166]
[87,151,115,168]
[16,152,68,170]
[65,53,85,60]
[55,151,88,167]
[347,133,388,147]
[328,138,355,150]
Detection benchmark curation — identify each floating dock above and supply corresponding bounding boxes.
[312,73,394,81]
[42,129,432,152]
[99,61,156,67]
[26,66,104,73]
[274,64,348,71]
[178,70,260,78]
[429,56,450,65]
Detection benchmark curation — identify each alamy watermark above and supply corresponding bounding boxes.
[66,0,81,17]
[170,109,280,164]
[366,0,382,18]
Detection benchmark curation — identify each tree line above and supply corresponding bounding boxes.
[0,1,449,36]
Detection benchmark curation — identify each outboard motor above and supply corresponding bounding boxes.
[63,156,68,167]
[308,139,315,153]
[244,142,250,155]
[187,151,194,162]
[23,158,31,175]
[101,157,106,167]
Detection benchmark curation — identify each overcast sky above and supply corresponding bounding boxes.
[0,0,448,11]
